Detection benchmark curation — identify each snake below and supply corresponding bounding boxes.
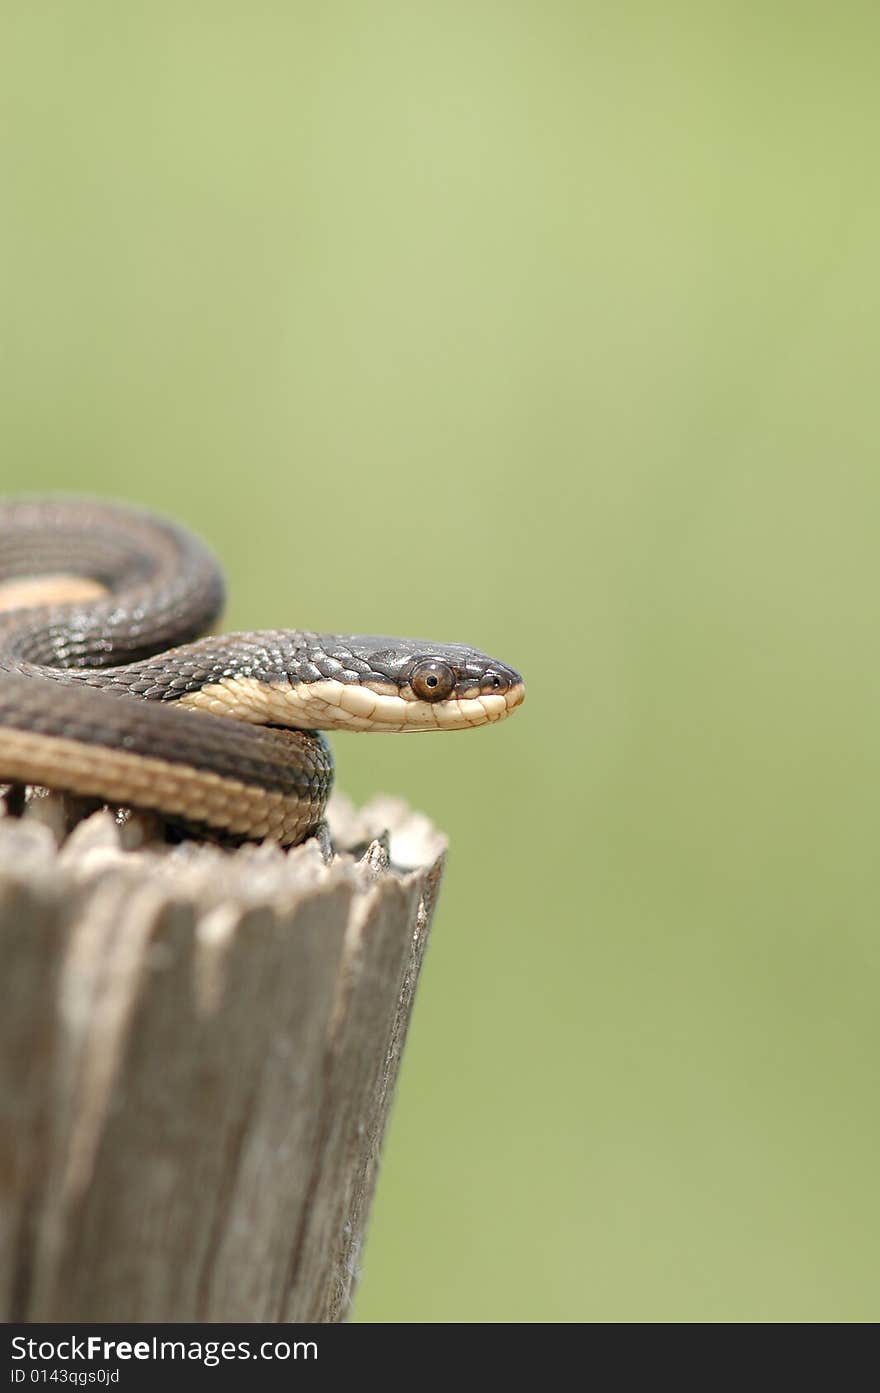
[0,498,525,845]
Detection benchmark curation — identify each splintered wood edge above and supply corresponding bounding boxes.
[0,789,447,1323]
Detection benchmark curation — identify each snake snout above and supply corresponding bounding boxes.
[478,664,521,695]
[476,657,524,703]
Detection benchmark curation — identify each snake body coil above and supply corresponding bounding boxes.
[0,499,524,844]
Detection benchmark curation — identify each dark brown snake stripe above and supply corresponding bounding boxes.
[0,498,524,845]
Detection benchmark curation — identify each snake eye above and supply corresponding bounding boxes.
[410,658,455,703]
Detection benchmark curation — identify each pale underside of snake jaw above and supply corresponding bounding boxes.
[178,674,526,732]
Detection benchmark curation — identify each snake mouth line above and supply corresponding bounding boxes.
[178,677,526,732]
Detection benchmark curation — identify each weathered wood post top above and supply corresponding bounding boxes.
[0,788,446,1323]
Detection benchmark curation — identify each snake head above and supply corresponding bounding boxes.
[325,636,526,731]
[231,634,528,732]
[173,632,525,733]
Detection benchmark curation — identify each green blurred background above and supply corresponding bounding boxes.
[3,2,879,1322]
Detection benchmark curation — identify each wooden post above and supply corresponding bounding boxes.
[0,787,446,1322]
